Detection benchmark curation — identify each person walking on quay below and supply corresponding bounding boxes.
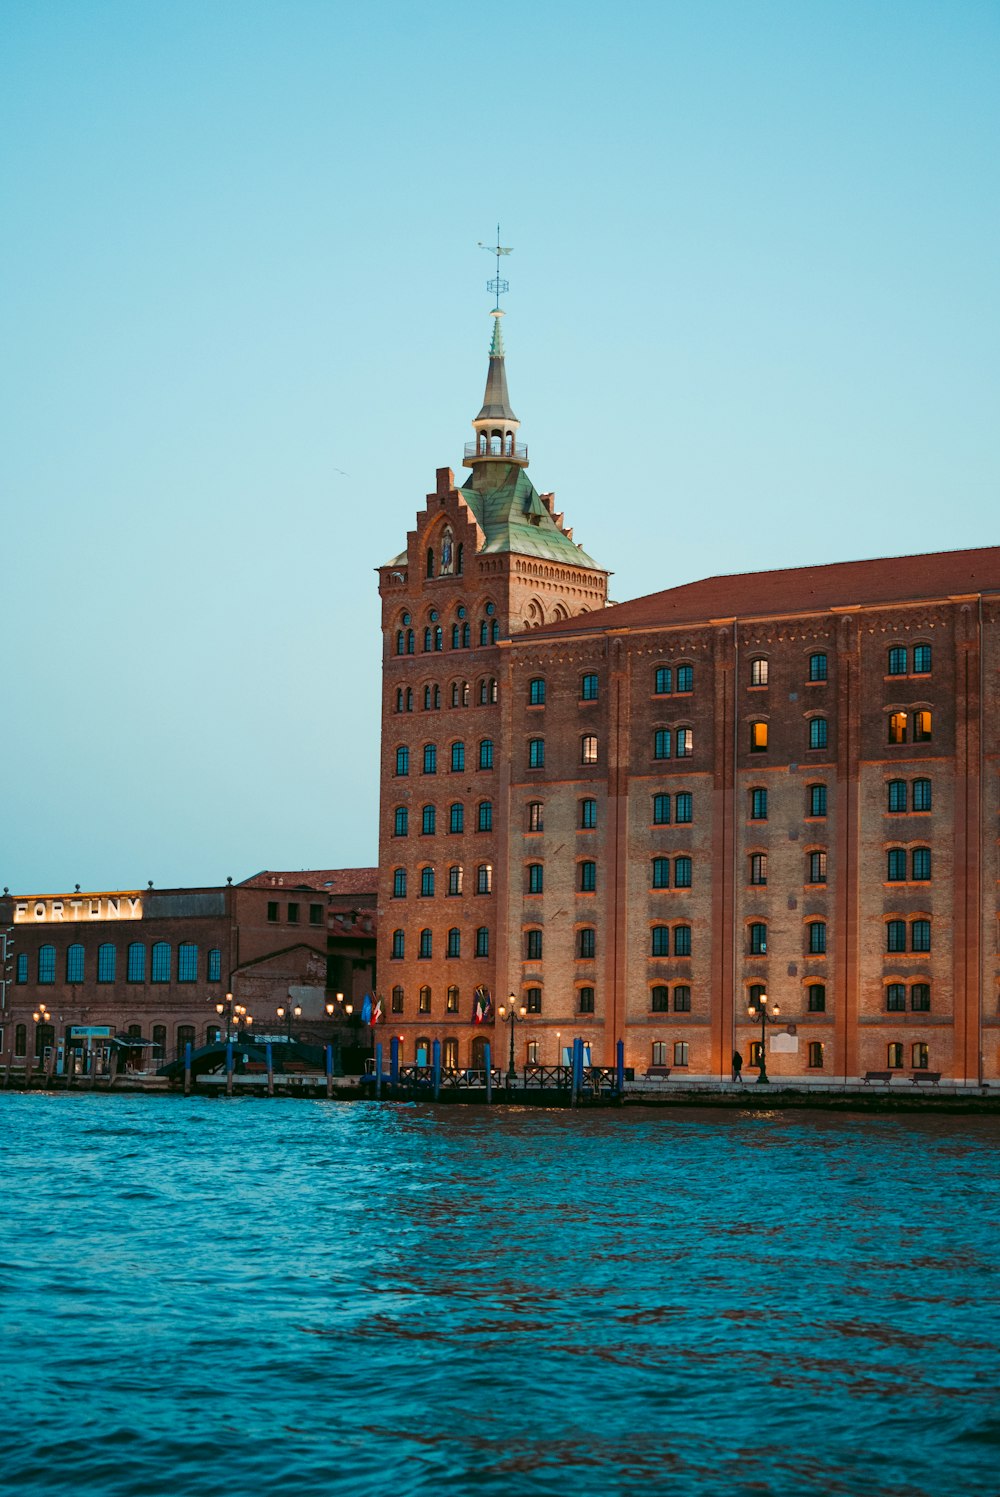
[731,1050,743,1083]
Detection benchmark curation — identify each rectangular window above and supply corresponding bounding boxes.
[529,678,546,705]
[309,904,323,925]
[808,922,827,954]
[809,653,828,682]
[653,793,671,825]
[676,665,693,692]
[913,644,932,674]
[526,987,542,1013]
[887,780,907,813]
[528,864,544,894]
[809,717,828,750]
[750,853,767,885]
[886,983,906,1011]
[807,983,826,1012]
[267,901,279,922]
[652,857,670,889]
[151,943,171,983]
[207,949,222,983]
[888,646,908,675]
[580,673,599,701]
[808,784,827,817]
[528,739,545,768]
[751,658,768,686]
[808,1041,824,1069]
[888,712,908,744]
[913,711,932,742]
[808,851,827,884]
[578,928,596,959]
[578,986,595,1014]
[674,926,691,957]
[912,1042,929,1070]
[654,666,673,695]
[651,985,669,1012]
[528,801,544,832]
[475,928,489,957]
[750,923,767,955]
[911,983,931,1012]
[675,793,692,824]
[654,729,671,760]
[750,788,768,820]
[177,944,197,983]
[287,902,299,923]
[673,1041,689,1067]
[580,798,597,829]
[651,927,670,957]
[526,930,543,960]
[674,857,692,888]
[911,919,931,952]
[579,861,596,892]
[913,778,932,812]
[673,985,691,1012]
[652,1042,668,1066]
[751,722,768,752]
[96,945,116,984]
[676,728,693,757]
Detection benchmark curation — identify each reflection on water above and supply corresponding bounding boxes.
[1,1096,998,1496]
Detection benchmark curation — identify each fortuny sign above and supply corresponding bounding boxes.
[14,894,143,924]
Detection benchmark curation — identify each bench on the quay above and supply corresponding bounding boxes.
[644,1066,671,1080]
[910,1071,942,1085]
[863,1070,894,1084]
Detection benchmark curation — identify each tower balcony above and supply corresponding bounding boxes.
[464,440,529,466]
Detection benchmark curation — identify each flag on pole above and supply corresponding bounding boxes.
[361,992,372,1025]
[371,993,384,1026]
[473,986,493,1024]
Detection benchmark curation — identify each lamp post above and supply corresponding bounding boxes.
[275,1002,301,1041]
[215,994,252,1042]
[32,1004,51,1070]
[746,991,780,1085]
[497,993,527,1085]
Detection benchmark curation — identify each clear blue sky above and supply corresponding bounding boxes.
[2,0,997,895]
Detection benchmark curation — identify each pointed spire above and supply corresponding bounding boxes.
[477,311,517,422]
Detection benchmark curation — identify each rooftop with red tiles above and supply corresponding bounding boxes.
[239,868,378,896]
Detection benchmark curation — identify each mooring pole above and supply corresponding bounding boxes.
[616,1038,625,1102]
[484,1041,492,1104]
[184,1040,192,1097]
[375,1041,383,1099]
[226,1039,234,1097]
[325,1043,333,1099]
[390,1034,400,1086]
[266,1041,274,1097]
[432,1038,441,1101]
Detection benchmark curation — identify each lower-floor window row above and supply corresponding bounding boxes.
[18,942,223,986]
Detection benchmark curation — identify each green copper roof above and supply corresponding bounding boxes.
[459,466,602,568]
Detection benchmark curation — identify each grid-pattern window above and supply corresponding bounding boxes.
[477,800,493,832]
[476,864,493,895]
[287,903,299,924]
[446,928,461,958]
[912,847,931,881]
[127,942,145,983]
[651,985,669,1012]
[809,717,828,750]
[66,944,85,983]
[888,712,907,744]
[674,857,692,889]
[913,645,932,674]
[888,1043,904,1069]
[886,920,906,953]
[151,942,171,983]
[751,788,768,820]
[580,673,599,701]
[577,928,595,959]
[651,926,670,957]
[749,923,767,955]
[653,794,671,824]
[451,742,465,772]
[652,1042,668,1066]
[580,798,597,829]
[394,807,408,837]
[808,922,827,954]
[267,900,279,922]
[519,987,540,1015]
[652,857,670,889]
[808,1042,824,1069]
[579,987,595,1014]
[912,919,931,952]
[887,780,907,813]
[675,793,692,823]
[654,729,672,759]
[393,868,407,898]
[676,728,693,757]
[177,943,197,983]
[97,944,117,983]
[750,854,767,885]
[911,983,931,1011]
[807,983,826,1012]
[475,927,490,957]
[808,851,827,884]
[529,678,546,705]
[579,861,596,892]
[674,926,691,956]
[309,904,323,925]
[418,929,432,959]
[528,802,544,832]
[418,986,431,1013]
[526,929,543,960]
[677,666,693,692]
[674,985,692,1012]
[886,983,906,1011]
[913,778,932,811]
[751,658,769,686]
[392,930,405,959]
[420,867,435,897]
[449,802,464,834]
[528,863,544,894]
[888,646,908,675]
[37,945,56,984]
[421,805,436,835]
[16,954,27,984]
[447,866,463,896]
[674,1041,690,1067]
[581,735,598,765]
[447,986,459,1013]
[914,711,932,742]
[423,744,437,774]
[528,739,545,768]
[808,784,827,817]
[912,1043,929,1070]
[654,666,673,695]
[809,653,828,681]
[479,739,494,770]
[396,746,409,776]
[207,949,222,983]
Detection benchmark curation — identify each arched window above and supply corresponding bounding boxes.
[911,918,931,951]
[434,626,443,651]
[528,738,545,768]
[491,621,500,644]
[808,921,827,954]
[127,942,145,983]
[449,802,464,833]
[152,1024,167,1058]
[391,986,404,1013]
[674,985,691,1012]
[886,983,906,1011]
[420,867,435,897]
[676,665,693,692]
[475,927,489,957]
[750,854,767,885]
[579,987,595,1014]
[447,928,461,958]
[66,944,85,983]
[96,943,116,983]
[446,986,460,1014]
[888,646,907,675]
[654,729,672,760]
[654,666,673,695]
[887,848,906,881]
[749,922,767,955]
[396,630,405,655]
[393,867,407,898]
[581,734,598,765]
[808,653,827,682]
[652,857,670,889]
[423,628,432,652]
[456,544,464,576]
[676,728,693,757]
[913,778,932,811]
[886,920,906,952]
[525,929,543,959]
[37,945,56,984]
[476,864,493,895]
[577,928,595,958]
[461,621,469,646]
[527,863,544,894]
[808,1042,824,1069]
[750,721,768,752]
[448,865,463,896]
[651,926,670,957]
[479,620,489,646]
[395,689,403,713]
[675,857,692,888]
[888,711,908,744]
[406,631,414,655]
[914,710,932,741]
[579,861,596,892]
[394,806,409,837]
[808,717,828,750]
[479,738,494,769]
[651,985,669,1012]
[477,800,493,832]
[395,745,409,776]
[151,942,171,982]
[750,658,768,686]
[391,930,406,960]
[451,741,465,772]
[422,743,437,774]
[580,798,597,828]
[406,688,413,710]
[14,1024,26,1057]
[421,805,436,835]
[418,929,433,959]
[913,644,932,674]
[177,1025,196,1058]
[808,983,826,1012]
[674,926,692,956]
[528,801,544,832]
[529,678,546,705]
[580,673,599,701]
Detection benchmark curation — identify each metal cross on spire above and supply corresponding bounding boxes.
[477,224,513,310]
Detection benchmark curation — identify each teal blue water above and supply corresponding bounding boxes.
[1,1095,998,1497]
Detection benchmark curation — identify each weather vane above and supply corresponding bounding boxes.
[478,224,513,311]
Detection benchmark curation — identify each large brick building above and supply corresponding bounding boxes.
[377,310,1000,1085]
[0,868,376,1072]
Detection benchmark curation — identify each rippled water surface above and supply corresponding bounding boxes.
[1,1095,999,1496]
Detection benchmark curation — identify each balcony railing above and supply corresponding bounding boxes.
[464,441,528,461]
